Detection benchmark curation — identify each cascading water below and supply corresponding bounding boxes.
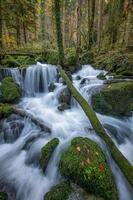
[0,64,133,200]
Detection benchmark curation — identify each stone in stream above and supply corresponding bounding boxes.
[39,138,59,172]
[59,137,118,200]
[57,86,71,111]
[0,114,24,143]
[48,83,57,92]
[91,81,133,116]
[44,181,104,200]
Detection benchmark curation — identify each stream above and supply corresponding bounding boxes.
[0,63,133,200]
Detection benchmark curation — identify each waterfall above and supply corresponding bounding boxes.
[23,62,57,96]
[0,64,133,200]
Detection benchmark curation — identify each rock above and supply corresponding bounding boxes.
[75,75,81,80]
[58,87,71,105]
[80,78,90,85]
[59,137,118,200]
[0,192,8,200]
[97,72,106,80]
[44,181,72,200]
[39,138,59,172]
[91,82,133,116]
[57,103,70,111]
[0,104,13,119]
[0,77,21,103]
[48,83,57,92]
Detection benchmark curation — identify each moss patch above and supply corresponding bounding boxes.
[59,137,118,200]
[92,82,133,116]
[39,138,59,172]
[44,181,72,200]
[0,103,13,119]
[1,77,21,103]
[0,192,8,200]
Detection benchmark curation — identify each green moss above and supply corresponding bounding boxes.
[46,50,59,65]
[59,137,118,200]
[65,48,77,66]
[92,82,133,116]
[0,103,13,119]
[39,138,59,172]
[1,77,21,103]
[0,192,8,200]
[59,67,133,188]
[44,181,72,200]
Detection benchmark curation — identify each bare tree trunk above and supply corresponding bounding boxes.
[41,0,45,50]
[89,0,95,49]
[97,0,103,50]
[16,18,21,47]
[64,0,69,48]
[0,0,3,48]
[54,0,64,66]
[76,0,82,64]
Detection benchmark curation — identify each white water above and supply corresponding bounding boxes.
[0,64,133,200]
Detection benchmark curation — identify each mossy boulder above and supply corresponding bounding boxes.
[0,103,13,119]
[59,137,118,200]
[39,138,59,172]
[44,181,72,200]
[0,192,8,200]
[1,77,21,103]
[92,82,133,116]
[97,72,106,80]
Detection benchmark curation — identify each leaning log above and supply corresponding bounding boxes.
[12,107,51,133]
[59,66,133,188]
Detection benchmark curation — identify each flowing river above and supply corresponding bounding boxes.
[0,63,133,200]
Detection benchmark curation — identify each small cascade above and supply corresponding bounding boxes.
[0,64,133,200]
[23,63,57,96]
[0,68,22,85]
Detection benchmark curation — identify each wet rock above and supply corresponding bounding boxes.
[39,138,59,172]
[44,181,72,200]
[57,103,70,111]
[92,82,133,116]
[48,83,57,92]
[1,114,24,143]
[58,87,71,105]
[59,137,118,200]
[80,78,90,85]
[75,75,81,80]
[97,72,106,80]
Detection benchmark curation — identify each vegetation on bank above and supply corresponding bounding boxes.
[59,137,118,200]
[0,77,21,103]
[92,82,133,116]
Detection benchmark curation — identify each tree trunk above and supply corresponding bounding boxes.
[97,0,103,50]
[40,0,46,50]
[64,0,69,48]
[59,66,133,188]
[12,107,51,133]
[16,18,21,47]
[0,0,3,48]
[76,0,82,64]
[54,0,64,66]
[89,0,95,48]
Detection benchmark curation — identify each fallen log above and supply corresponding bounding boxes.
[59,66,133,188]
[12,107,51,133]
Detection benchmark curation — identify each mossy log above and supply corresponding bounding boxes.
[59,66,133,188]
[12,107,51,133]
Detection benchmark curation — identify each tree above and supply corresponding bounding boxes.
[54,0,64,66]
[97,0,103,50]
[0,0,2,48]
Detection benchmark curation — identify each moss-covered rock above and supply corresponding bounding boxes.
[0,103,13,119]
[1,77,21,103]
[39,138,59,172]
[0,192,8,200]
[59,137,118,200]
[92,82,133,116]
[97,72,106,80]
[44,181,72,200]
